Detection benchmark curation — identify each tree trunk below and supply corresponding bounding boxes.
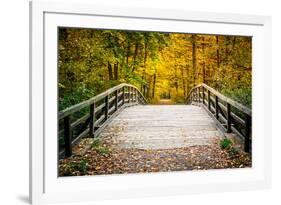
[191,35,197,86]
[180,67,186,97]
[216,36,220,69]
[114,63,118,80]
[126,43,130,65]
[216,36,220,86]
[203,62,206,83]
[108,62,113,80]
[202,39,206,84]
[132,42,139,72]
[141,41,148,92]
[152,72,156,98]
[185,65,190,93]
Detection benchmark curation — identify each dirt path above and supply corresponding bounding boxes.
[158,99,173,105]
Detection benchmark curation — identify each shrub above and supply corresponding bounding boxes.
[220,138,232,150]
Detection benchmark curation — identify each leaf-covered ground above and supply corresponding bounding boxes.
[59,137,251,176]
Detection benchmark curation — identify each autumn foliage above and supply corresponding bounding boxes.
[58,28,251,110]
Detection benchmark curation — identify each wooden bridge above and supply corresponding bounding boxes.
[59,83,252,158]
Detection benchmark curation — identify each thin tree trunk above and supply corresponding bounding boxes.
[132,42,139,72]
[202,39,206,84]
[141,41,148,92]
[180,67,186,97]
[185,65,190,93]
[191,35,197,86]
[216,36,220,86]
[152,72,156,98]
[114,63,118,80]
[126,43,130,65]
[108,62,113,80]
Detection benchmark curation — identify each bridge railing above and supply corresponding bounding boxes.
[58,83,147,158]
[186,83,252,152]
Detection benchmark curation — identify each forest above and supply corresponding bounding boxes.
[58,28,252,110]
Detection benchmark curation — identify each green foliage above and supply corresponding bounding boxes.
[221,87,251,108]
[220,138,232,150]
[59,85,94,111]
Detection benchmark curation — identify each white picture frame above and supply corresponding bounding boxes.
[30,0,272,204]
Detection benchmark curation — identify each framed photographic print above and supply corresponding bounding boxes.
[30,0,271,204]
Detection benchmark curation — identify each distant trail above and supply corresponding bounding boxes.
[158,99,173,105]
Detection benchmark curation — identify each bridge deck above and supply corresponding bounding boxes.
[99,105,223,149]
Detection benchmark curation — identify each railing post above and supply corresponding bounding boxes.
[128,87,131,103]
[244,115,251,152]
[202,87,205,105]
[122,86,125,105]
[63,116,72,157]
[207,90,211,110]
[215,95,219,119]
[105,95,109,120]
[136,89,139,103]
[115,89,118,111]
[226,103,231,133]
[132,87,135,102]
[198,87,200,103]
[134,88,137,102]
[89,103,95,136]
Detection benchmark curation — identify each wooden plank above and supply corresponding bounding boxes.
[109,95,116,104]
[94,114,105,127]
[118,100,123,107]
[95,103,105,114]
[231,112,245,125]
[108,105,116,115]
[118,91,123,98]
[72,128,90,146]
[71,113,90,129]
[99,105,222,149]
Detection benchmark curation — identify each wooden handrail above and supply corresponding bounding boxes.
[186,83,252,153]
[59,83,148,158]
